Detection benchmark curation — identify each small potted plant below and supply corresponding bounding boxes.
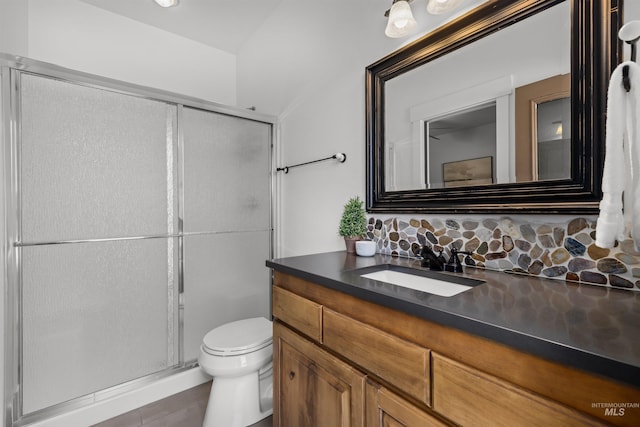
[338,196,368,253]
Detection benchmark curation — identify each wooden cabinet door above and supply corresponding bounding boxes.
[365,379,449,427]
[274,321,366,427]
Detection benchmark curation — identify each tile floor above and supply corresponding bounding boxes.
[93,381,272,427]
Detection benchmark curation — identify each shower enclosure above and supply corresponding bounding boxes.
[0,55,275,426]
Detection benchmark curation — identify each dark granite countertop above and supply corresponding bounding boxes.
[266,251,640,388]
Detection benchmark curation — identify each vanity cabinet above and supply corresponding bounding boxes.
[272,271,638,426]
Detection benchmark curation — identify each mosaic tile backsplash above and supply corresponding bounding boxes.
[367,216,640,291]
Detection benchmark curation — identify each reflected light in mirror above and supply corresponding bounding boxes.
[554,121,563,138]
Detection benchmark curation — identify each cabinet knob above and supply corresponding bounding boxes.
[289,371,296,380]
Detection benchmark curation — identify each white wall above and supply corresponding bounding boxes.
[0,0,28,56]
[26,0,237,105]
[625,1,640,60]
[238,0,385,256]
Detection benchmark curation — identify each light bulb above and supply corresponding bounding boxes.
[154,0,179,8]
[394,19,409,29]
[385,1,417,38]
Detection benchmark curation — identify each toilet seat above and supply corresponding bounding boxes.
[202,317,272,357]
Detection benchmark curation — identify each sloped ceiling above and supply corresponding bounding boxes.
[79,0,284,54]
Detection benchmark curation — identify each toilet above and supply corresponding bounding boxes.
[198,317,274,427]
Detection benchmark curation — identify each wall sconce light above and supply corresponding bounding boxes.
[385,0,418,38]
[153,0,179,8]
[384,0,465,38]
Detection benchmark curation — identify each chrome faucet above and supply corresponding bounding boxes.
[419,245,446,271]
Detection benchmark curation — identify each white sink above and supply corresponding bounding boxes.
[360,269,477,297]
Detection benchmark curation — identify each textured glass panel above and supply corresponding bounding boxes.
[21,238,179,414]
[19,73,178,242]
[183,231,271,362]
[182,108,271,232]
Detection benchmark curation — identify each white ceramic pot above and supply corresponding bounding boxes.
[355,240,376,257]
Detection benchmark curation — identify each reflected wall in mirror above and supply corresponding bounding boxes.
[366,0,622,213]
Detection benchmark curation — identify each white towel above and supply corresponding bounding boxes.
[596,61,640,251]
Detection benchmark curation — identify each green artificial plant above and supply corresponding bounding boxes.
[338,196,367,238]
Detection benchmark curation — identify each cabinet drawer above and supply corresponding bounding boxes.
[323,308,430,405]
[432,353,605,427]
[272,286,322,343]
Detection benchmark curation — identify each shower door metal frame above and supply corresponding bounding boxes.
[0,54,276,427]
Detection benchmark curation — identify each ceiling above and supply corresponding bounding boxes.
[79,0,284,54]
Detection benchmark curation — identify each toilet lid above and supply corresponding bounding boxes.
[203,317,272,356]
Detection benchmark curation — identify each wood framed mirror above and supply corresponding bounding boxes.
[366,0,622,214]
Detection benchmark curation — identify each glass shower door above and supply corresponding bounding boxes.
[17,73,180,414]
[181,107,272,362]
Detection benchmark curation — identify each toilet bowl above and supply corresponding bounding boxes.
[198,317,273,427]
